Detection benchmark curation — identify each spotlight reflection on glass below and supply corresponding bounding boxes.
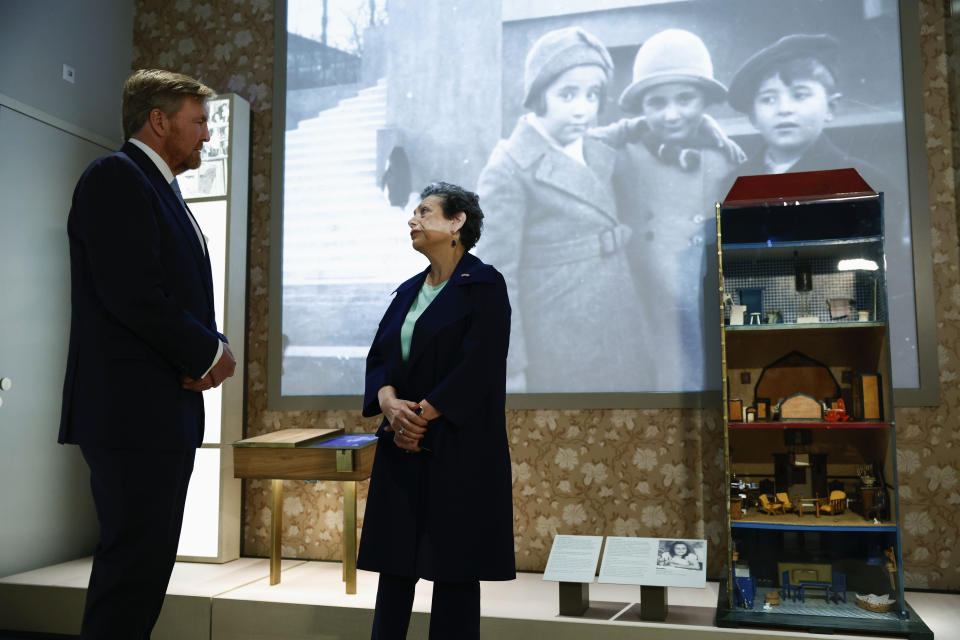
[838,258,879,271]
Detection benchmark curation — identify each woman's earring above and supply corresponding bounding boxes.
[451,238,457,247]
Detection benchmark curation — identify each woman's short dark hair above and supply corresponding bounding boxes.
[670,541,690,556]
[419,182,484,250]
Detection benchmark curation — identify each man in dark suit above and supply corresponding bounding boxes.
[58,69,237,639]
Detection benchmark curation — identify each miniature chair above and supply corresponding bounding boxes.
[780,570,799,601]
[819,490,847,515]
[775,492,795,513]
[734,576,755,609]
[759,494,784,515]
[830,571,847,604]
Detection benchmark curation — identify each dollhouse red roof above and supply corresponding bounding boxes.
[722,168,877,208]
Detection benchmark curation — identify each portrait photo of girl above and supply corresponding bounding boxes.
[657,540,704,571]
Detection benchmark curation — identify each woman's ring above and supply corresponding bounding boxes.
[398,427,405,435]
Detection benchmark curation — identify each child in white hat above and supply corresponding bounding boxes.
[593,28,744,392]
[476,27,648,393]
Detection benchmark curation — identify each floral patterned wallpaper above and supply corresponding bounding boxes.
[950,6,960,262]
[134,0,960,589]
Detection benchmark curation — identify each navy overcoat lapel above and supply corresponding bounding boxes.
[121,142,215,310]
[382,267,427,363]
[407,253,486,368]
[380,253,493,371]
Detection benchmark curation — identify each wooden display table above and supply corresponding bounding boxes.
[233,428,377,593]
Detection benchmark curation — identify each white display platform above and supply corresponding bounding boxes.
[1,558,957,639]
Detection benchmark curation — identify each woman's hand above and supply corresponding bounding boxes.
[378,386,428,451]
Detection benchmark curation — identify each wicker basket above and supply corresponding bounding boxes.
[856,598,894,613]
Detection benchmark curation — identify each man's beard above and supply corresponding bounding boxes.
[171,148,202,174]
[184,150,202,171]
[166,125,202,173]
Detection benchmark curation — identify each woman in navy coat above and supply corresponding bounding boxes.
[358,182,515,639]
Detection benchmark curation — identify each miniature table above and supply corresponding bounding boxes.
[797,497,821,517]
[798,581,832,602]
[232,428,377,594]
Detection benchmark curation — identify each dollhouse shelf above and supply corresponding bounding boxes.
[723,236,882,261]
[728,422,891,430]
[723,323,888,370]
[725,321,885,332]
[731,522,898,532]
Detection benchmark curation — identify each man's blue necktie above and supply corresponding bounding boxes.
[170,178,206,254]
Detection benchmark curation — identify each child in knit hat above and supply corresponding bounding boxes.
[593,28,744,392]
[476,26,647,393]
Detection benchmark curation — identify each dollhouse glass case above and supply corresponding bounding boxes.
[713,169,930,638]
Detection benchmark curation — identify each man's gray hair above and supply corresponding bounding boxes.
[121,69,215,140]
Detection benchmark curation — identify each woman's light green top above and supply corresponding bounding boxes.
[400,279,447,361]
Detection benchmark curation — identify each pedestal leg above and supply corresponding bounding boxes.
[270,478,283,585]
[558,582,589,616]
[640,585,668,621]
[343,480,357,594]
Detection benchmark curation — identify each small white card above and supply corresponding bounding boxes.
[598,537,707,589]
[542,534,604,583]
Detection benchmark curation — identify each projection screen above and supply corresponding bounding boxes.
[270,0,937,409]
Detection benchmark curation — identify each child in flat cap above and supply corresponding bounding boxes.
[592,28,743,392]
[727,33,866,175]
[476,26,646,393]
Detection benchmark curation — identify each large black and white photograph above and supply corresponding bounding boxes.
[280,0,917,399]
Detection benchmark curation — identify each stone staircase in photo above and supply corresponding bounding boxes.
[282,78,423,285]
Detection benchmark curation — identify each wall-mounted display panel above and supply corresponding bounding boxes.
[176,94,250,563]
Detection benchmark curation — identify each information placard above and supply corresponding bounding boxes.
[542,535,604,583]
[598,537,707,588]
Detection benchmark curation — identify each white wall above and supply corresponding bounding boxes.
[0,0,133,143]
[0,0,134,577]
